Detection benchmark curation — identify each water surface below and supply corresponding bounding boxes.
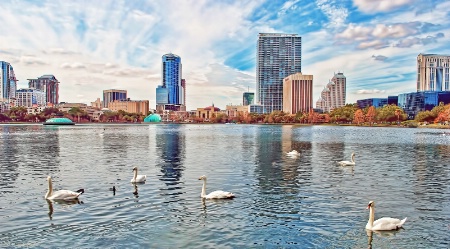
[0,124,449,248]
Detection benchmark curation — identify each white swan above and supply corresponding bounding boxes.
[131,166,147,183]
[366,201,407,231]
[287,150,300,157]
[198,175,235,199]
[338,152,355,166]
[45,176,84,201]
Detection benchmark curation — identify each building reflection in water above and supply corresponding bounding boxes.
[155,125,185,191]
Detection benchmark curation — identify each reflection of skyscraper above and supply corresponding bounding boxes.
[0,61,18,102]
[156,125,185,185]
[257,33,302,113]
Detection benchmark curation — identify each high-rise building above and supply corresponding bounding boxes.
[283,73,313,114]
[256,33,302,113]
[28,75,59,105]
[15,88,46,107]
[103,89,127,108]
[156,85,169,105]
[417,54,450,92]
[316,72,346,112]
[181,78,186,106]
[0,61,18,102]
[162,53,182,105]
[243,92,254,106]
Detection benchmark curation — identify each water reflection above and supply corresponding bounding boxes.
[133,184,139,199]
[156,125,185,190]
[46,199,82,220]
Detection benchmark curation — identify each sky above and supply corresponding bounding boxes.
[0,0,449,110]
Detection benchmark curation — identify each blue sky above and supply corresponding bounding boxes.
[0,0,449,110]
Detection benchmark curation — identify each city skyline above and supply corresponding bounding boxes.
[0,0,449,110]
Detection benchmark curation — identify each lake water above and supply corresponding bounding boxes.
[0,124,449,248]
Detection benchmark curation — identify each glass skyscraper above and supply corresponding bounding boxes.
[256,33,302,114]
[0,61,17,102]
[160,53,183,105]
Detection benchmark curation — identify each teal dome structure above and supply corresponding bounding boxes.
[144,114,162,123]
[43,117,75,125]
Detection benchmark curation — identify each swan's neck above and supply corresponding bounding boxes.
[368,206,375,228]
[201,179,206,198]
[45,178,53,199]
[351,155,355,163]
[133,169,138,181]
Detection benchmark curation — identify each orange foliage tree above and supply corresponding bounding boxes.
[365,106,376,126]
[353,109,365,125]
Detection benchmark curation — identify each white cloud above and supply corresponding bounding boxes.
[358,40,389,49]
[353,0,414,13]
[316,0,349,28]
[356,89,386,94]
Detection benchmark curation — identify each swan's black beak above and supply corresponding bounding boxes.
[76,189,85,194]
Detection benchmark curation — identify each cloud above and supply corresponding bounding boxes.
[357,40,389,49]
[20,56,47,65]
[353,0,415,13]
[356,89,387,94]
[395,33,445,48]
[60,62,86,69]
[316,0,349,28]
[372,55,388,61]
[278,0,300,15]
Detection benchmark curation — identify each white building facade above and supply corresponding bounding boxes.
[316,72,346,112]
[15,88,46,108]
[417,54,450,91]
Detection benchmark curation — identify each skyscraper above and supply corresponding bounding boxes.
[28,75,59,105]
[256,33,302,113]
[417,54,450,92]
[316,72,346,112]
[0,61,18,102]
[283,73,313,114]
[161,53,182,105]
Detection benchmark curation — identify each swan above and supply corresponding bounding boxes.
[338,152,355,166]
[131,167,147,183]
[366,201,407,231]
[45,176,84,200]
[198,175,235,199]
[287,150,300,157]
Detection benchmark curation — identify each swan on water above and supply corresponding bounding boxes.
[338,152,355,166]
[198,175,235,199]
[286,150,300,157]
[366,201,407,231]
[131,167,147,183]
[45,176,84,201]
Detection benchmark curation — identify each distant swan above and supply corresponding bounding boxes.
[131,167,147,183]
[338,152,355,166]
[45,176,84,201]
[287,150,300,156]
[366,201,407,231]
[198,175,235,199]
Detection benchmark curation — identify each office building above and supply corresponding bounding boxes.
[356,98,388,109]
[398,91,450,119]
[181,79,186,106]
[387,96,398,105]
[15,88,46,107]
[108,99,149,115]
[283,73,313,114]
[417,54,450,91]
[0,61,18,102]
[316,72,346,112]
[243,92,254,106]
[256,33,302,113]
[28,75,59,105]
[103,89,127,108]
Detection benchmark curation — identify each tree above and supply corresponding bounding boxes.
[365,106,376,126]
[353,109,365,125]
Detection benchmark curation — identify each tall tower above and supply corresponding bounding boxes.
[28,75,59,105]
[256,33,302,113]
[161,53,182,105]
[417,54,450,92]
[0,61,18,102]
[316,72,346,112]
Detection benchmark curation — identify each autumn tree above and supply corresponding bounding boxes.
[353,109,365,125]
[365,106,376,126]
